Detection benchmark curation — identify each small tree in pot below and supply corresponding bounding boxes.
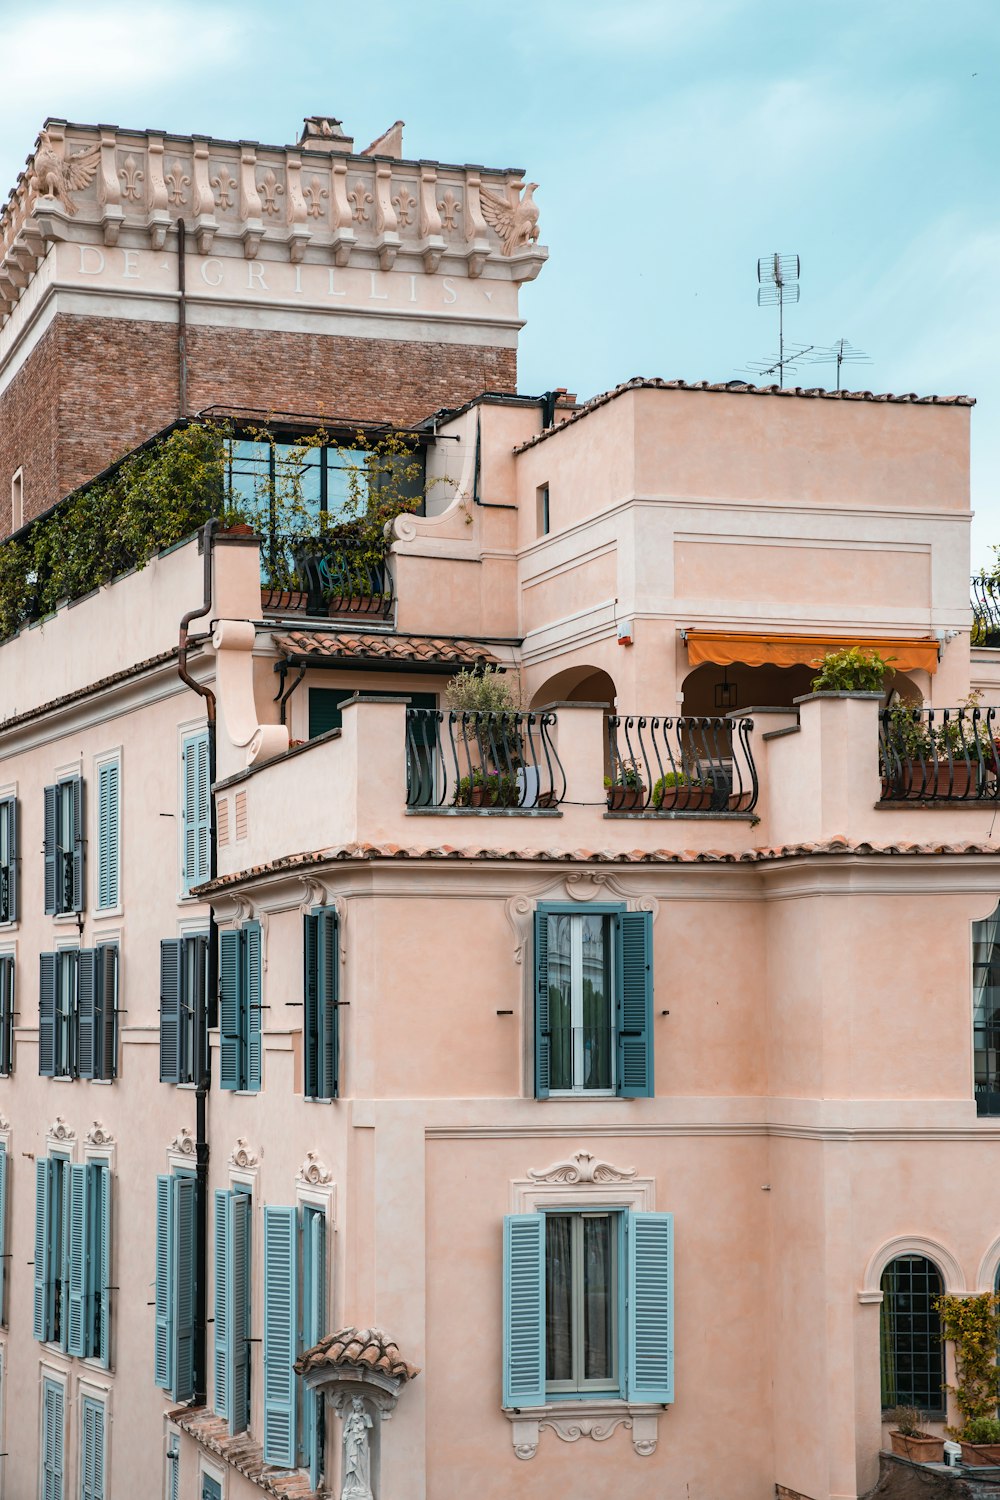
[885,1407,944,1463]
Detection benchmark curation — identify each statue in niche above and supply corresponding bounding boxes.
[341,1396,374,1500]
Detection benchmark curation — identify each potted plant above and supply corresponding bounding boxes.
[454,769,519,809]
[810,645,895,694]
[937,1290,1000,1460]
[652,771,712,812]
[882,693,981,799]
[605,760,645,811]
[886,1407,944,1463]
[960,1416,1000,1466]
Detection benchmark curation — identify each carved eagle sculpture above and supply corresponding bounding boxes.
[30,134,101,216]
[479,181,540,257]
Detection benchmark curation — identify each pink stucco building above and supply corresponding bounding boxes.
[0,110,997,1500]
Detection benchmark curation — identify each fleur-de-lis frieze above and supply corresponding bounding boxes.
[391,183,416,227]
[210,164,237,210]
[348,180,373,223]
[165,159,190,207]
[304,176,329,219]
[118,154,144,202]
[257,167,285,217]
[437,187,461,231]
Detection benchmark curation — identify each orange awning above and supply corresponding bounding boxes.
[684,630,939,675]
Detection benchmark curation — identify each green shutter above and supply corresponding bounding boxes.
[43,784,57,914]
[0,954,13,1076]
[616,910,653,1098]
[308,688,350,739]
[41,1377,64,1500]
[263,1206,298,1467]
[97,762,119,910]
[37,953,56,1078]
[182,730,210,893]
[303,914,320,1099]
[97,945,118,1080]
[173,1174,196,1401]
[155,1175,173,1389]
[0,795,18,922]
[626,1211,674,1403]
[0,1141,7,1322]
[533,910,551,1099]
[245,922,262,1092]
[80,1395,105,1500]
[67,1162,90,1356]
[34,1158,52,1341]
[213,1189,229,1416]
[320,910,339,1098]
[502,1212,546,1408]
[70,777,85,913]
[219,930,242,1090]
[229,1191,251,1434]
[160,940,182,1083]
[76,949,98,1080]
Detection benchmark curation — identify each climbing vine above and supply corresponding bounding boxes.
[934,1292,1000,1433]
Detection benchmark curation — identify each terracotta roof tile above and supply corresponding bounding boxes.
[273,631,504,668]
[294,1326,419,1383]
[172,1409,316,1497]
[194,836,1000,896]
[513,376,975,453]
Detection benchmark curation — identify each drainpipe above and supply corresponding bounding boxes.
[177,517,218,1408]
[177,218,188,419]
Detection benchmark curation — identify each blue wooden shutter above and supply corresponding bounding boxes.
[76,949,98,1080]
[213,1190,229,1417]
[166,1435,180,1500]
[81,1395,105,1500]
[616,910,653,1098]
[301,1208,327,1485]
[0,1140,7,1321]
[70,777,85,913]
[502,1213,546,1408]
[155,1175,174,1390]
[229,1191,251,1434]
[626,1211,674,1403]
[303,914,319,1098]
[34,1158,52,1341]
[97,1163,111,1366]
[97,945,117,1080]
[0,954,13,1076]
[245,922,262,1092]
[43,784,58,914]
[320,910,339,1098]
[263,1205,298,1466]
[39,952,56,1076]
[96,762,119,910]
[67,1162,90,1356]
[219,930,242,1091]
[173,1175,196,1401]
[182,730,210,892]
[533,910,550,1099]
[41,1377,64,1500]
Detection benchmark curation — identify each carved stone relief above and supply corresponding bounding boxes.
[229,1138,260,1170]
[528,1150,637,1186]
[298,1151,333,1186]
[85,1121,115,1147]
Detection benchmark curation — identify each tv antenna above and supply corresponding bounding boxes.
[756,252,800,384]
[741,342,818,383]
[802,338,872,392]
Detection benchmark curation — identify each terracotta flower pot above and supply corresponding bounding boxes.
[607,786,645,811]
[890,1431,944,1462]
[655,785,712,812]
[960,1441,1000,1466]
[895,761,976,799]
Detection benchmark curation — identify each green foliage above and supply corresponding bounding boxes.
[935,1292,1000,1434]
[445,667,523,714]
[453,769,519,807]
[605,759,644,791]
[810,645,894,694]
[651,771,708,805]
[885,1407,929,1438]
[963,1416,1000,1444]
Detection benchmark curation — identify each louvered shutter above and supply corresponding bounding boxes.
[173,1175,196,1401]
[1,795,17,922]
[97,762,119,910]
[97,1162,111,1366]
[67,1162,90,1356]
[97,945,117,1080]
[219,930,242,1090]
[229,1191,251,1434]
[182,730,210,892]
[81,1396,105,1500]
[626,1211,674,1403]
[533,910,551,1099]
[41,1377,64,1500]
[213,1189,229,1416]
[302,1209,327,1487]
[616,910,653,1098]
[0,1140,7,1320]
[76,949,98,1080]
[0,954,13,1076]
[155,1175,173,1389]
[70,777,85,913]
[43,785,58,914]
[303,914,319,1098]
[38,952,56,1077]
[34,1158,52,1341]
[320,910,339,1098]
[502,1213,546,1408]
[159,940,183,1084]
[245,922,262,1091]
[195,730,210,885]
[263,1206,298,1466]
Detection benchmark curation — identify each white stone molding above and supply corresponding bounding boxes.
[976,1233,1000,1292]
[170,1127,196,1157]
[860,1235,968,1301]
[512,1151,654,1215]
[504,878,659,965]
[84,1121,114,1147]
[47,1116,76,1150]
[229,1138,260,1171]
[0,1111,9,1133]
[298,1151,333,1187]
[528,1150,637,1186]
[506,1401,662,1460]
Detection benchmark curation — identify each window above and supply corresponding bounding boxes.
[974,904,1000,1115]
[39,946,119,1081]
[160,934,209,1085]
[879,1255,944,1415]
[11,469,23,533]
[34,1157,111,1363]
[502,1209,673,1407]
[0,954,13,1076]
[155,1172,197,1402]
[536,483,550,537]
[181,730,210,895]
[262,1202,327,1478]
[0,795,17,922]
[44,777,83,916]
[533,907,653,1100]
[303,909,338,1100]
[0,1138,7,1323]
[224,435,425,531]
[165,1433,180,1500]
[219,924,261,1092]
[214,1188,251,1435]
[80,1394,106,1500]
[96,760,120,911]
[41,1376,64,1500]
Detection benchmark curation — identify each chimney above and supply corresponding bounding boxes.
[298,116,355,154]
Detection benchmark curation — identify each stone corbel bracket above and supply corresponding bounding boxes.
[506,1402,662,1459]
[211,619,289,767]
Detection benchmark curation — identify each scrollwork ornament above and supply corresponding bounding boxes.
[528,1150,637,1186]
[49,1116,75,1143]
[85,1121,114,1147]
[229,1138,260,1170]
[171,1127,196,1156]
[513,1441,537,1461]
[298,1151,333,1186]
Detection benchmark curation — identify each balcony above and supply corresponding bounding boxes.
[972,573,1000,647]
[878,705,1000,804]
[260,532,394,622]
[606,715,759,816]
[405,709,565,810]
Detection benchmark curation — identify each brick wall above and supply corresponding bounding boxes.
[0,313,517,529]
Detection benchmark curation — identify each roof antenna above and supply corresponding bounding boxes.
[802,338,872,392]
[755,252,800,385]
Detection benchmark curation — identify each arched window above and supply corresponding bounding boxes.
[973,905,1000,1115]
[880,1255,944,1415]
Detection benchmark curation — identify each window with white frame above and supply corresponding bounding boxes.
[34,1155,112,1363]
[40,1373,65,1500]
[159,933,209,1085]
[39,945,119,1080]
[0,954,13,1076]
[43,776,84,917]
[95,758,120,912]
[261,1198,328,1479]
[0,794,17,923]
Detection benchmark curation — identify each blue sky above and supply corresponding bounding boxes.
[1,0,997,561]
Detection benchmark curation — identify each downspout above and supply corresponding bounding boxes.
[178,517,218,1408]
[177,218,188,419]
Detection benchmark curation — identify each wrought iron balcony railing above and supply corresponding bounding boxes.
[972,573,1000,647]
[606,715,758,814]
[261,533,394,619]
[405,709,565,810]
[879,704,1000,801]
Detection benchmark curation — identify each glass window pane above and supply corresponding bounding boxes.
[545,1215,573,1383]
[582,1216,614,1380]
[879,1255,944,1413]
[580,915,612,1091]
[547,916,573,1091]
[275,443,322,523]
[326,449,372,521]
[973,908,1000,1114]
[227,439,268,512]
